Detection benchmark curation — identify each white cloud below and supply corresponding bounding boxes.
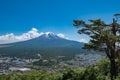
[57,33,65,38]
[57,33,69,39]
[0,33,15,40]
[79,38,88,43]
[20,28,41,39]
[0,28,41,44]
[0,28,69,44]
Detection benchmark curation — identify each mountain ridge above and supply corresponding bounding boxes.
[0,32,84,59]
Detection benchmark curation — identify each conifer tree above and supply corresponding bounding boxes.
[73,14,120,80]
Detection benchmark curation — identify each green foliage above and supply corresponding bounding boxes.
[73,14,120,80]
[73,17,120,52]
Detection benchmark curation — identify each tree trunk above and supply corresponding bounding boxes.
[110,59,116,80]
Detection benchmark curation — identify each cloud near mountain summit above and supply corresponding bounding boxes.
[0,28,88,44]
[0,28,66,44]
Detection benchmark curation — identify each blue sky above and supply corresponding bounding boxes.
[0,0,120,43]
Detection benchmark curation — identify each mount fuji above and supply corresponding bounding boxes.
[0,32,85,59]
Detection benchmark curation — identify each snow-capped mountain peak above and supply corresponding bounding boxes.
[39,32,60,39]
[45,32,55,35]
[45,32,55,37]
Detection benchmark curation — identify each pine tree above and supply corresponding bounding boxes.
[73,14,120,80]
